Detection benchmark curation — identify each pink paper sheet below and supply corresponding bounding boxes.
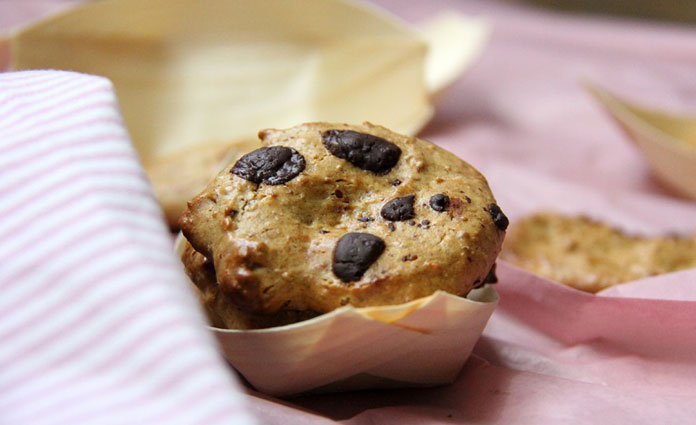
[2,0,696,423]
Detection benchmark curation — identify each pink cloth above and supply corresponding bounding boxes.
[2,1,696,424]
[0,71,256,425]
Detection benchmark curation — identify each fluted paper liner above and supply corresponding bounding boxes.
[6,0,488,163]
[174,234,498,397]
[587,84,696,200]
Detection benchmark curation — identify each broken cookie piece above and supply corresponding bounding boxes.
[501,212,696,292]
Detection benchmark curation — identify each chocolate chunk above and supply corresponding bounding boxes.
[387,222,396,232]
[322,130,401,174]
[429,194,450,212]
[421,219,430,226]
[409,220,416,226]
[465,196,472,204]
[231,146,305,185]
[475,263,498,288]
[334,190,344,198]
[487,204,509,231]
[483,263,498,284]
[332,233,385,282]
[381,195,416,221]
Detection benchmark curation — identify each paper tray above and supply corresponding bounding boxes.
[174,234,498,397]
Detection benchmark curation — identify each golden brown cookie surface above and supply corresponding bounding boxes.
[501,213,696,292]
[180,239,318,329]
[181,122,505,314]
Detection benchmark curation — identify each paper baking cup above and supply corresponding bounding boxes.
[175,234,498,397]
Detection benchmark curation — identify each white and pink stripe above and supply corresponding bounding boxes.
[0,71,256,425]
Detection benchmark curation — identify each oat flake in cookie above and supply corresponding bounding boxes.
[180,122,506,322]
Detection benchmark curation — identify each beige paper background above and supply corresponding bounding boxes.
[8,0,487,163]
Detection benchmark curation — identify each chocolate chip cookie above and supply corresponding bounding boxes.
[180,122,506,319]
[501,212,696,292]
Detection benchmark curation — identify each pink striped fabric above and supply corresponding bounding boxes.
[0,70,256,425]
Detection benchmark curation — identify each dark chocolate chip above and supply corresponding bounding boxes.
[483,263,498,284]
[465,196,472,204]
[475,264,498,289]
[421,219,430,225]
[322,130,401,174]
[388,222,396,232]
[392,179,402,186]
[334,189,344,199]
[381,195,415,221]
[332,232,385,282]
[487,204,509,231]
[409,220,416,226]
[231,146,305,185]
[201,254,214,270]
[429,194,450,212]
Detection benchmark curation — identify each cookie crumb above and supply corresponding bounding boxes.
[357,216,374,223]
[319,230,329,234]
[402,254,418,262]
[392,179,402,186]
[388,222,396,232]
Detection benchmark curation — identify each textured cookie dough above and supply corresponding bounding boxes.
[145,140,259,229]
[181,239,319,329]
[501,212,696,293]
[180,122,506,316]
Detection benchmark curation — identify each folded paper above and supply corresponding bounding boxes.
[587,84,696,200]
[7,0,488,164]
[174,234,498,397]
